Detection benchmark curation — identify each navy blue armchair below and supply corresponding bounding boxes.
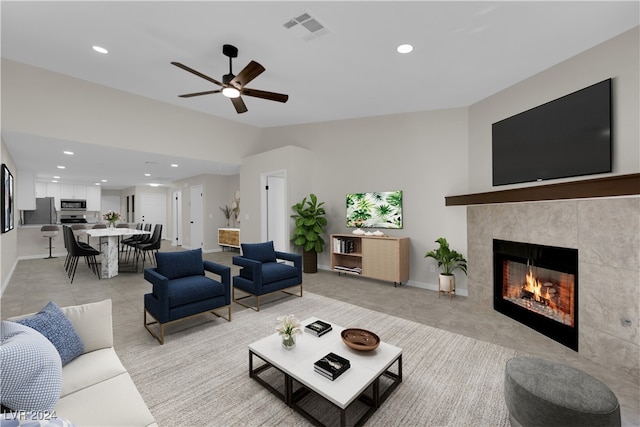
[233,241,303,311]
[144,248,231,344]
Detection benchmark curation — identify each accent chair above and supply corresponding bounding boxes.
[143,248,231,344]
[232,241,303,311]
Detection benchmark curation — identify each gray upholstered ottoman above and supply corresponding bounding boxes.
[504,356,621,427]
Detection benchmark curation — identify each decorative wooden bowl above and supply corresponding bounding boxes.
[341,328,380,351]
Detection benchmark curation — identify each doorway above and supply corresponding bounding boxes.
[190,185,203,249]
[261,171,287,252]
[139,192,166,239]
[172,190,182,246]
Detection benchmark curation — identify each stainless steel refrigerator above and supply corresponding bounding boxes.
[23,197,57,225]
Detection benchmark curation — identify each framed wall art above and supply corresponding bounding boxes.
[2,163,14,233]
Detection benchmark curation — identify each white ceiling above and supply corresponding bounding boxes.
[2,1,638,190]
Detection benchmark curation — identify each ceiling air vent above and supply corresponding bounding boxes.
[282,12,329,41]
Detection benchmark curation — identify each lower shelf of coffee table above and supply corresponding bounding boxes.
[249,350,402,427]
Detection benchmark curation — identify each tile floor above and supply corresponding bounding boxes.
[2,242,638,425]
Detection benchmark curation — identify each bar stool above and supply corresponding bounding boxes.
[41,225,60,259]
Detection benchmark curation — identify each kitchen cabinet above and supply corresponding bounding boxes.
[86,185,101,211]
[60,184,87,200]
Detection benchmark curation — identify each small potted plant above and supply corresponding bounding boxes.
[103,210,121,228]
[291,193,327,273]
[275,314,302,350]
[424,237,467,299]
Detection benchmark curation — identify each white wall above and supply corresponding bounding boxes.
[0,139,18,290]
[260,109,470,291]
[239,146,313,252]
[1,59,262,165]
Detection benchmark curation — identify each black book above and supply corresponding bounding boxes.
[305,320,333,337]
[314,352,350,380]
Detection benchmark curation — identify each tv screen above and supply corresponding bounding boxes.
[492,79,612,186]
[346,191,402,229]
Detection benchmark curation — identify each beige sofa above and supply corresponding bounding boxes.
[8,299,156,427]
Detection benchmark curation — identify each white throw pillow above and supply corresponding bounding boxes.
[60,299,113,353]
[0,321,62,412]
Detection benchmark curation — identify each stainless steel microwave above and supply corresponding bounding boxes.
[60,199,87,211]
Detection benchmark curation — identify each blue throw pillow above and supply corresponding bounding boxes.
[241,241,277,263]
[0,321,63,412]
[155,248,204,280]
[15,302,84,366]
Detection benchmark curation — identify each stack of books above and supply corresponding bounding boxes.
[333,265,362,274]
[314,352,350,380]
[305,320,333,337]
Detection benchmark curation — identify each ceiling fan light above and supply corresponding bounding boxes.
[222,87,240,98]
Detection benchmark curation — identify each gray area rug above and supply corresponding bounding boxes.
[118,292,522,426]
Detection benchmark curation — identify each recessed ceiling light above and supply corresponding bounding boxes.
[396,44,414,54]
[94,182,101,186]
[144,173,151,177]
[52,180,58,183]
[63,151,74,155]
[57,165,66,169]
[101,179,108,182]
[171,164,178,168]
[53,176,60,179]
[92,45,108,54]
[149,183,160,187]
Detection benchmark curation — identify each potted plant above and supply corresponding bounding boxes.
[424,237,467,299]
[291,193,327,273]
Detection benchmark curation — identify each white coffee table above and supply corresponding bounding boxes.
[248,317,402,426]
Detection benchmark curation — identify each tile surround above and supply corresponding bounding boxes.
[467,196,640,383]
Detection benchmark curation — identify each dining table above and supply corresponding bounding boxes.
[85,227,150,278]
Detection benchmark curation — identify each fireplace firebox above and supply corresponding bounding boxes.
[493,239,578,351]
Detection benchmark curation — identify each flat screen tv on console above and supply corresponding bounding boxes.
[492,78,612,186]
[346,191,403,229]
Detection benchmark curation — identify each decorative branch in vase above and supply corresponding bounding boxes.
[219,205,232,227]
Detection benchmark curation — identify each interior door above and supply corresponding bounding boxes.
[139,193,166,239]
[190,185,203,249]
[172,190,182,246]
[263,173,287,252]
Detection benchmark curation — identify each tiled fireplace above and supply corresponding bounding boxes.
[466,196,639,383]
[493,239,578,351]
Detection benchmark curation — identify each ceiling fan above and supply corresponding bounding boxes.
[172,44,289,114]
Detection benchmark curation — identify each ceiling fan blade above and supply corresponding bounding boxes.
[231,96,248,114]
[178,89,222,98]
[230,60,265,88]
[242,88,289,103]
[171,62,223,86]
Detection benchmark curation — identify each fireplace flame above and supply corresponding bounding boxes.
[524,268,545,302]
[522,267,558,310]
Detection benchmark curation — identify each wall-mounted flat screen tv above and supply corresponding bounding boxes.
[492,78,612,186]
[346,191,402,229]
